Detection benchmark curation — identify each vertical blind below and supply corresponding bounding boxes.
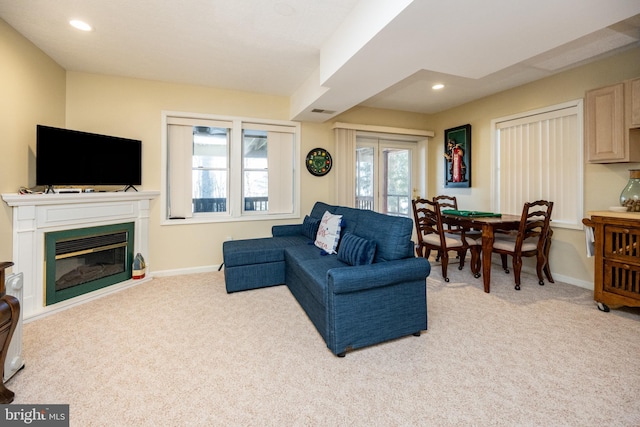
[266,131,294,214]
[495,102,583,229]
[167,117,233,218]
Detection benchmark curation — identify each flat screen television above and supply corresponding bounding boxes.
[36,125,142,191]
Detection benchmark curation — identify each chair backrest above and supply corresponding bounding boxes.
[433,195,458,211]
[412,198,444,246]
[433,195,459,230]
[515,200,554,252]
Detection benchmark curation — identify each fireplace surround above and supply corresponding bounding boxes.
[2,191,159,320]
[45,222,135,305]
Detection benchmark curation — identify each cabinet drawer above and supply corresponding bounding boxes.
[603,224,640,262]
[603,259,640,300]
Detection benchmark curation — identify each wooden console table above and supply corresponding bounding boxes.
[0,262,20,403]
[583,212,640,311]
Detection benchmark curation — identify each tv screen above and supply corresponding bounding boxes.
[36,125,142,189]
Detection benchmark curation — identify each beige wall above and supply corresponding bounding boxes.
[428,46,640,287]
[3,16,640,288]
[0,19,66,261]
[66,73,320,271]
[64,73,432,272]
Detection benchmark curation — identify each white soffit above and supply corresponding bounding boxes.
[293,0,640,121]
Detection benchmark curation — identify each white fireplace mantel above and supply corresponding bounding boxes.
[2,191,159,321]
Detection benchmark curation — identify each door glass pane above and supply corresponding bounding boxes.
[192,127,228,213]
[356,146,374,210]
[383,148,411,217]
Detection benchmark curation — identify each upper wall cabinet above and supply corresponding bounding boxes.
[586,78,640,163]
[628,77,640,128]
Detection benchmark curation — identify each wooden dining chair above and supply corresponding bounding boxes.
[492,200,554,290]
[432,195,458,262]
[412,198,472,282]
[432,194,458,211]
[432,195,482,276]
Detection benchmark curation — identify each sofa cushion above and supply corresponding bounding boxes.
[223,236,308,267]
[314,211,343,254]
[309,201,335,219]
[335,206,414,262]
[285,245,346,305]
[337,232,376,266]
[302,215,321,240]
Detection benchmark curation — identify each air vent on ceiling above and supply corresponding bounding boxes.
[311,108,336,114]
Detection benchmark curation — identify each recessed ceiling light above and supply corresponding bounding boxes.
[70,20,93,31]
[432,84,445,90]
[274,2,295,16]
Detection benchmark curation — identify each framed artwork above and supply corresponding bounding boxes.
[444,124,471,188]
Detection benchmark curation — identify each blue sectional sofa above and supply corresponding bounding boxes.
[222,201,431,356]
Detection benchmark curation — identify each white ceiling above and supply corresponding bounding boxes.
[1,0,639,122]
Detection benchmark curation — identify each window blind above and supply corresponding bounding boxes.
[495,102,583,229]
[167,124,194,218]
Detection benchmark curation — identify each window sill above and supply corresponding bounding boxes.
[161,212,300,226]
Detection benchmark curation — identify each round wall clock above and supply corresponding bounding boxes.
[305,148,332,176]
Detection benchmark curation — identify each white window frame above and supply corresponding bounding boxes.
[491,100,584,230]
[161,111,300,225]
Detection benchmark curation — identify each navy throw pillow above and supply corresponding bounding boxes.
[337,232,376,266]
[302,215,320,240]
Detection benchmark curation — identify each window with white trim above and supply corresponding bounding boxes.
[163,112,300,223]
[493,100,583,229]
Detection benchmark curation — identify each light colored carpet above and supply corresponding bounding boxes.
[7,262,640,426]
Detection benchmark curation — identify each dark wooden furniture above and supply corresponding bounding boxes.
[432,195,459,261]
[441,212,527,293]
[412,198,475,282]
[432,194,458,212]
[0,262,19,403]
[583,212,640,311]
[491,200,554,290]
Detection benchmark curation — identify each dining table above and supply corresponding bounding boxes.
[439,210,525,293]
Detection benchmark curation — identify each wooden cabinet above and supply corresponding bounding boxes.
[627,77,640,128]
[584,212,640,311]
[585,78,640,163]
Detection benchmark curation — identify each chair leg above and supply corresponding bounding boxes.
[470,246,481,278]
[512,256,523,290]
[543,260,554,283]
[501,254,509,273]
[457,249,467,270]
[535,253,551,285]
[543,228,554,283]
[440,251,450,282]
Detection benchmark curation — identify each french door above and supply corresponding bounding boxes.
[355,137,417,217]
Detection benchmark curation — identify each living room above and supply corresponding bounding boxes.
[0,14,638,289]
[1,2,640,425]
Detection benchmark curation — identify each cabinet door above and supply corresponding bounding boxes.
[628,77,640,128]
[585,83,625,162]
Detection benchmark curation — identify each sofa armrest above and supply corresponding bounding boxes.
[272,224,303,237]
[327,257,430,295]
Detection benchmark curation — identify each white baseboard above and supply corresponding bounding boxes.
[433,254,594,291]
[152,265,221,278]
